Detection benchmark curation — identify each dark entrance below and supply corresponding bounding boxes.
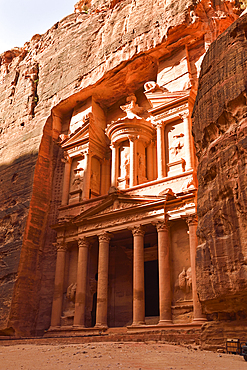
[144,259,159,316]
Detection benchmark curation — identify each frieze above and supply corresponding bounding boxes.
[78,209,163,233]
[152,104,188,123]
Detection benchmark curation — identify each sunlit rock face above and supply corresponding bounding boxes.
[0,0,239,336]
[193,13,247,318]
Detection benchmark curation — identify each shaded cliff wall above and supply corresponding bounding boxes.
[192,13,247,319]
[0,0,239,335]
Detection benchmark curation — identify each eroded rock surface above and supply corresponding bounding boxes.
[192,13,247,318]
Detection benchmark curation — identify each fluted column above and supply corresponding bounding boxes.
[156,220,172,324]
[61,154,72,206]
[50,241,67,328]
[128,135,138,187]
[83,151,92,200]
[73,237,90,327]
[181,111,193,171]
[132,225,145,325]
[156,123,166,179]
[187,215,206,322]
[110,143,119,187]
[95,232,111,328]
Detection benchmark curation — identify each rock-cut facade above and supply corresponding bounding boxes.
[0,0,241,339]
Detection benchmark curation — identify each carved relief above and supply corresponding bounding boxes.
[120,95,144,119]
[66,282,77,302]
[91,156,101,196]
[175,267,192,302]
[71,158,84,191]
[118,142,130,189]
[170,133,184,160]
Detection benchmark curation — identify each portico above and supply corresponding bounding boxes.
[49,186,205,334]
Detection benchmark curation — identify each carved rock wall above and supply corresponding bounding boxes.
[192,13,247,318]
[0,0,239,335]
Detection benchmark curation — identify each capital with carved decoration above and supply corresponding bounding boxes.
[54,241,67,252]
[132,225,145,237]
[185,214,198,227]
[156,215,170,232]
[128,134,139,143]
[98,232,112,243]
[78,237,90,249]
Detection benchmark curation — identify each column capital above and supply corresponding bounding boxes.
[156,221,169,232]
[155,121,164,129]
[61,151,71,164]
[185,214,198,226]
[98,232,112,243]
[179,110,190,120]
[78,237,90,248]
[132,225,145,237]
[128,134,139,142]
[54,241,67,252]
[110,142,119,150]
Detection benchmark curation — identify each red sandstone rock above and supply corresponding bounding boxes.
[192,13,247,319]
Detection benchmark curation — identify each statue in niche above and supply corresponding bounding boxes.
[169,133,184,161]
[120,95,144,119]
[62,282,77,318]
[71,159,84,191]
[66,282,77,302]
[118,149,130,188]
[137,153,146,183]
[178,267,187,291]
[175,267,192,301]
[91,169,100,194]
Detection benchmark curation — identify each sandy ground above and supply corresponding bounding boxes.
[0,341,246,370]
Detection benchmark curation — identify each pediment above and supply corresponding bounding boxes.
[145,90,189,111]
[61,122,89,149]
[73,193,161,224]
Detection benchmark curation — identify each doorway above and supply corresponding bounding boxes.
[144,259,159,316]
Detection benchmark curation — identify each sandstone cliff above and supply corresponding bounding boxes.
[0,0,239,335]
[192,12,247,323]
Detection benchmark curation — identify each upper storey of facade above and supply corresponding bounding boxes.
[59,45,197,217]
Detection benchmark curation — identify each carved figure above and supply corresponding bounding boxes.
[178,267,187,291]
[66,282,77,302]
[170,133,184,158]
[120,95,144,119]
[186,267,192,291]
[177,267,192,293]
[71,159,84,190]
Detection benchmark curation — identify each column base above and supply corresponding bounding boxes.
[94,324,108,330]
[192,317,207,323]
[47,326,61,331]
[158,320,173,326]
[131,321,146,327]
[73,324,85,328]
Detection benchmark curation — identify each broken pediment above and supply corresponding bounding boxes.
[144,82,190,111]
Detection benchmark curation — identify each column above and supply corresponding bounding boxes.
[181,111,193,171]
[50,241,67,328]
[61,154,72,206]
[128,135,138,187]
[83,151,92,200]
[132,225,145,325]
[95,232,111,328]
[73,237,89,327]
[156,123,166,179]
[187,215,206,322]
[156,221,172,324]
[110,143,119,187]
